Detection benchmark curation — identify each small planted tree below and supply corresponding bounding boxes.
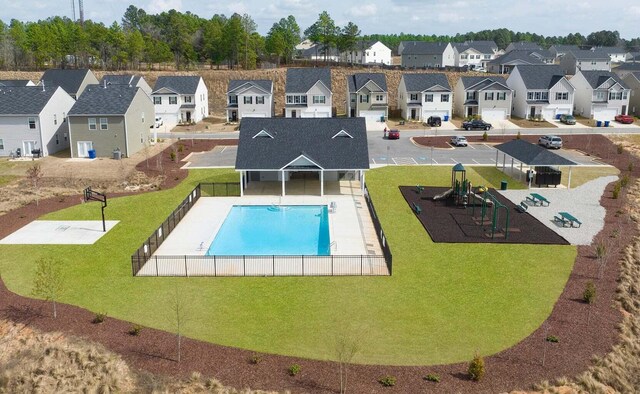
[468,352,485,381]
[26,162,44,206]
[583,281,597,325]
[31,257,65,318]
[169,284,189,363]
[335,334,360,394]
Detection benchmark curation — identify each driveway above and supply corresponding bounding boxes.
[607,122,640,130]
[551,119,583,130]
[366,121,388,132]
[490,119,520,130]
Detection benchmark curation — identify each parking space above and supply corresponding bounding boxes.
[366,121,388,132]
[182,146,237,168]
[552,119,583,129]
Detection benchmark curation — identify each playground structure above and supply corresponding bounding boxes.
[84,187,108,232]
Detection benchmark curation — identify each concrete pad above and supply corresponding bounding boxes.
[0,220,119,244]
[366,121,388,132]
[492,119,521,130]
[551,120,582,129]
[607,122,640,129]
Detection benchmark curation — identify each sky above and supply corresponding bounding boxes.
[2,0,639,39]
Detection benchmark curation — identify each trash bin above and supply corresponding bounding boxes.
[380,115,385,122]
[500,180,508,190]
[444,115,449,121]
[596,120,602,127]
[604,120,610,127]
[112,149,122,160]
[556,114,561,120]
[88,149,96,159]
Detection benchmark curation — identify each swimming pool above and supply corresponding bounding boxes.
[207,205,330,256]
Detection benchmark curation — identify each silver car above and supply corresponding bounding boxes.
[450,136,468,147]
[538,135,562,149]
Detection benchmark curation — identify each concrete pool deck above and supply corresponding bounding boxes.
[0,221,119,245]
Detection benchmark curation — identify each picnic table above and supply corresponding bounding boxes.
[554,211,582,228]
[526,193,550,206]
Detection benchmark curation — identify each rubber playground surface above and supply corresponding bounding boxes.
[400,186,569,245]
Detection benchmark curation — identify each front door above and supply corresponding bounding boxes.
[186,111,192,122]
[231,110,237,121]
[291,110,297,118]
[467,107,473,117]
[77,141,93,158]
[529,106,536,119]
[23,140,37,156]
[622,105,627,115]
[411,108,417,120]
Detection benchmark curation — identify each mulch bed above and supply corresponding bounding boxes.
[0,134,638,393]
[400,186,568,244]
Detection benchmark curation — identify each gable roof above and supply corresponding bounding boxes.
[578,70,629,89]
[614,62,640,71]
[300,45,340,58]
[354,40,384,50]
[0,86,60,115]
[488,50,546,66]
[567,49,610,60]
[550,44,580,53]
[286,68,331,93]
[40,69,93,95]
[513,65,568,90]
[236,118,369,170]
[402,73,451,92]
[460,76,509,91]
[506,42,543,52]
[228,79,273,94]
[153,76,202,94]
[101,74,142,86]
[0,79,33,87]
[495,139,576,166]
[627,72,640,83]
[592,46,626,55]
[453,40,498,54]
[347,73,387,93]
[529,49,554,60]
[68,85,140,115]
[400,41,451,56]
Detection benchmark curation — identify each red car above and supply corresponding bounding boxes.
[387,129,400,139]
[615,114,634,124]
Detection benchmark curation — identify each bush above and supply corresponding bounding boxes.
[468,352,485,381]
[583,281,596,304]
[92,312,107,324]
[628,162,634,172]
[545,335,559,343]
[287,364,301,376]
[620,174,629,188]
[249,354,262,365]
[169,151,176,162]
[128,324,143,336]
[378,375,396,387]
[424,373,440,382]
[516,131,521,140]
[612,182,621,199]
[617,144,624,154]
[177,143,184,153]
[482,131,488,141]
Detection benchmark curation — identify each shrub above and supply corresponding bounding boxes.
[378,375,396,387]
[287,364,301,376]
[468,352,485,381]
[92,312,107,324]
[249,354,262,365]
[545,335,559,343]
[128,324,143,336]
[177,143,184,153]
[620,174,629,188]
[583,281,596,304]
[516,131,521,140]
[424,373,440,382]
[169,151,176,161]
[617,144,624,154]
[612,182,621,199]
[628,162,634,172]
[482,131,488,141]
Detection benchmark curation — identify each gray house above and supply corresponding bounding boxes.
[613,62,640,79]
[285,68,332,118]
[100,75,152,95]
[622,72,640,116]
[346,73,388,121]
[487,50,546,74]
[235,118,369,196]
[226,80,274,122]
[400,42,455,68]
[549,45,580,60]
[559,50,611,75]
[40,69,99,99]
[68,84,154,158]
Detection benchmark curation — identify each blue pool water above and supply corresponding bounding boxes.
[207,205,330,256]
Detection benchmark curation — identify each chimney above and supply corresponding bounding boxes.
[42,81,45,92]
[104,79,107,88]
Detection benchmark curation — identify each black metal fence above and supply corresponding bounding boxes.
[364,185,393,275]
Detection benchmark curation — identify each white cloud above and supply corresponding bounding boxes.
[348,4,377,17]
[147,0,183,14]
[227,2,248,15]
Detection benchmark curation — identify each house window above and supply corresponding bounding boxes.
[623,91,628,99]
[313,95,326,104]
[28,117,36,129]
[555,92,568,100]
[100,118,108,130]
[169,96,177,105]
[286,96,293,104]
[88,118,97,130]
[256,96,265,104]
[595,91,606,101]
[153,96,162,105]
[375,94,384,101]
[497,92,506,100]
[229,95,237,104]
[142,112,145,123]
[0,138,4,150]
[440,94,449,102]
[591,61,597,65]
[424,94,433,102]
[609,92,623,100]
[461,54,468,59]
[56,134,59,145]
[244,96,253,104]
[184,96,192,103]
[484,92,494,100]
[410,93,418,101]
[360,95,369,103]
[484,55,491,59]
[54,114,57,125]
[466,92,475,100]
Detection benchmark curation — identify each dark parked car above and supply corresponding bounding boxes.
[615,114,634,124]
[426,116,442,127]
[462,119,492,131]
[387,129,400,139]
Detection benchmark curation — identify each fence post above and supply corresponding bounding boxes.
[331,256,334,276]
[243,255,246,276]
[214,255,217,277]
[272,255,275,276]
[302,255,304,276]
[155,256,159,276]
[185,255,188,277]
[361,255,363,275]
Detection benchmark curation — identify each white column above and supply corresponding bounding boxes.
[281,170,286,196]
[239,171,244,197]
[502,153,506,170]
[519,162,523,181]
[361,170,365,194]
[320,171,324,197]
[568,167,572,190]
[495,149,499,168]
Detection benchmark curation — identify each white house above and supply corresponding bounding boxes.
[570,70,630,121]
[454,76,512,120]
[284,68,332,118]
[592,47,628,64]
[151,76,209,127]
[341,41,392,65]
[226,80,274,122]
[0,86,75,157]
[397,73,452,121]
[346,73,388,121]
[298,45,340,62]
[559,50,611,75]
[453,41,501,69]
[507,65,575,120]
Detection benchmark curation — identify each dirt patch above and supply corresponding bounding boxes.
[170,116,239,133]
[510,117,557,128]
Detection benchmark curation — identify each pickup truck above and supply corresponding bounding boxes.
[462,119,492,131]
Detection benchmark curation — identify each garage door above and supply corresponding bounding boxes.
[422,110,449,120]
[300,111,331,118]
[593,108,617,121]
[359,110,385,122]
[242,113,267,118]
[481,109,506,121]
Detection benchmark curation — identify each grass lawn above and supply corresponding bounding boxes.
[0,166,576,365]
[558,166,620,188]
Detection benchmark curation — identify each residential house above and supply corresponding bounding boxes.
[298,45,340,62]
[592,47,628,63]
[400,42,455,68]
[236,117,369,196]
[571,70,630,120]
[0,79,35,87]
[341,41,392,65]
[0,86,74,157]
[506,65,575,120]
[151,76,209,127]
[487,50,546,74]
[39,68,99,99]
[226,80,274,122]
[622,72,640,116]
[284,68,332,118]
[346,73,388,121]
[528,49,555,64]
[454,76,512,120]
[549,44,580,60]
[100,74,152,95]
[626,52,640,62]
[397,73,452,121]
[612,62,640,79]
[68,84,154,158]
[559,49,610,75]
[505,42,543,53]
[453,40,501,69]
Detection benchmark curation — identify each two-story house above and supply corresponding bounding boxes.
[226,80,274,122]
[454,76,513,120]
[68,84,154,158]
[0,86,74,157]
[100,74,152,95]
[549,45,580,61]
[284,68,332,118]
[507,65,575,120]
[453,40,501,69]
[40,68,99,99]
[559,50,611,75]
[592,47,628,64]
[341,41,392,65]
[612,62,640,79]
[298,45,340,62]
[487,50,546,74]
[400,42,455,68]
[346,73,388,121]
[397,73,452,121]
[622,72,640,116]
[151,76,209,127]
[571,70,630,121]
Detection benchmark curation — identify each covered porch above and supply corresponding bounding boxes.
[238,167,366,196]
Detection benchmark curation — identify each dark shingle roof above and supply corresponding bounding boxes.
[460,76,509,90]
[236,118,369,170]
[40,69,92,95]
[453,40,498,54]
[513,65,567,89]
[347,73,387,92]
[550,45,580,53]
[0,86,59,115]
[228,80,273,94]
[153,76,202,94]
[101,74,142,86]
[506,42,543,52]
[615,62,640,71]
[0,79,33,87]
[592,46,626,55]
[300,45,340,58]
[68,85,139,115]
[530,49,554,60]
[488,50,546,66]
[578,70,628,89]
[567,49,610,60]
[400,41,450,55]
[402,73,451,92]
[495,139,576,166]
[286,68,331,93]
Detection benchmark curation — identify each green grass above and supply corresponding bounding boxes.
[557,166,619,188]
[0,166,576,365]
[0,175,18,187]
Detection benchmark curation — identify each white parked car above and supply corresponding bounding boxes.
[450,136,468,147]
[153,116,163,128]
[538,135,562,149]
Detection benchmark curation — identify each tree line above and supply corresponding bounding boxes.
[0,5,638,71]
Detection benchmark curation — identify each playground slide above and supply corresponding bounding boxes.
[468,191,494,207]
[433,188,453,201]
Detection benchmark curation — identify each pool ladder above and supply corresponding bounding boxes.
[330,241,337,251]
